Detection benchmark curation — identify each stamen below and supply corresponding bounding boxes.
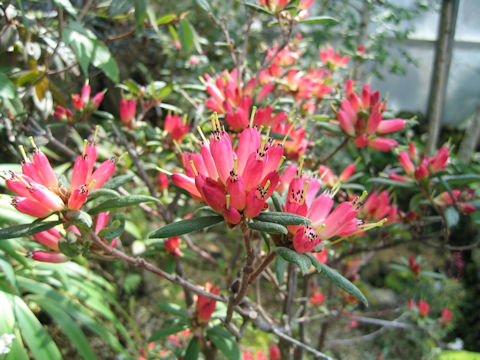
[19,145,29,163]
[210,113,217,132]
[226,194,231,209]
[82,139,88,158]
[319,168,329,180]
[296,156,305,177]
[276,156,286,172]
[282,119,298,145]
[189,160,199,176]
[301,181,310,204]
[17,175,32,189]
[197,126,208,144]
[85,179,97,190]
[172,139,183,154]
[28,136,38,151]
[249,106,257,128]
[233,157,238,173]
[156,167,173,176]
[265,126,271,140]
[93,125,99,144]
[182,114,188,125]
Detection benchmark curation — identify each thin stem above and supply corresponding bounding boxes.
[248,252,278,284]
[315,137,349,167]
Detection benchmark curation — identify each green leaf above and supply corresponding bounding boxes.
[149,323,189,342]
[270,192,283,212]
[254,212,311,225]
[31,295,97,360]
[108,0,131,17]
[439,174,480,185]
[314,121,344,135]
[445,206,460,228]
[307,253,368,306]
[195,0,212,12]
[184,336,200,360]
[88,188,121,200]
[14,296,62,359]
[275,247,312,274]
[158,302,188,318]
[157,13,176,25]
[89,195,158,215]
[53,0,77,16]
[244,2,273,15]
[62,26,94,76]
[103,174,135,189]
[207,326,241,360]
[248,220,287,234]
[367,177,415,188]
[91,40,119,82]
[134,0,147,27]
[149,216,224,238]
[298,16,338,24]
[178,19,194,52]
[65,210,92,230]
[0,220,63,240]
[98,215,125,241]
[0,254,19,293]
[0,73,16,99]
[274,256,287,285]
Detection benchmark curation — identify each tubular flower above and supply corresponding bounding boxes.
[71,83,104,111]
[335,80,405,152]
[165,236,182,257]
[441,308,452,325]
[319,47,349,71]
[282,174,360,253]
[119,98,137,128]
[53,105,73,122]
[309,292,325,306]
[308,68,333,101]
[172,118,284,224]
[319,164,355,187]
[409,255,421,275]
[7,140,115,219]
[271,122,308,160]
[258,0,291,12]
[164,114,190,142]
[390,143,450,182]
[418,300,430,317]
[435,189,476,214]
[358,191,400,224]
[195,282,219,324]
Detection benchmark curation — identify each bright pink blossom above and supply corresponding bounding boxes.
[418,300,430,317]
[319,47,349,71]
[319,164,355,187]
[441,308,452,324]
[164,114,190,142]
[165,236,182,257]
[309,292,325,306]
[335,81,405,152]
[172,123,284,224]
[258,0,291,12]
[119,98,137,128]
[269,344,281,360]
[196,282,219,324]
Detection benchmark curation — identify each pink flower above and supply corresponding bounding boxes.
[119,98,137,128]
[319,164,355,187]
[7,141,115,218]
[258,0,291,12]
[283,175,360,253]
[269,344,281,360]
[53,105,73,122]
[359,191,398,223]
[196,282,219,324]
[32,250,68,263]
[272,122,308,160]
[418,300,430,317]
[165,236,181,257]
[441,308,452,324]
[313,247,328,264]
[172,121,284,224]
[436,189,476,214]
[335,81,405,152]
[164,114,190,142]
[309,292,325,306]
[157,172,169,192]
[409,255,421,275]
[319,47,349,71]
[71,83,104,111]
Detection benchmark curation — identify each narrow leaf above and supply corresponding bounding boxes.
[445,206,460,228]
[149,323,188,342]
[244,2,273,15]
[53,0,77,16]
[157,14,176,25]
[149,216,224,238]
[254,212,311,225]
[184,336,200,360]
[207,326,241,360]
[248,220,287,234]
[89,195,158,215]
[367,177,415,188]
[195,0,211,12]
[0,73,17,99]
[0,220,63,240]
[275,247,311,274]
[298,16,338,24]
[307,253,368,306]
[103,174,135,189]
[158,303,188,318]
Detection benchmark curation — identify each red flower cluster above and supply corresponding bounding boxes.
[336,80,405,151]
[7,140,115,218]
[436,189,476,214]
[119,98,137,128]
[319,47,349,71]
[196,282,219,324]
[172,119,284,224]
[391,142,449,182]
[164,114,190,142]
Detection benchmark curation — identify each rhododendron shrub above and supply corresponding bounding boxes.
[0,1,478,359]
